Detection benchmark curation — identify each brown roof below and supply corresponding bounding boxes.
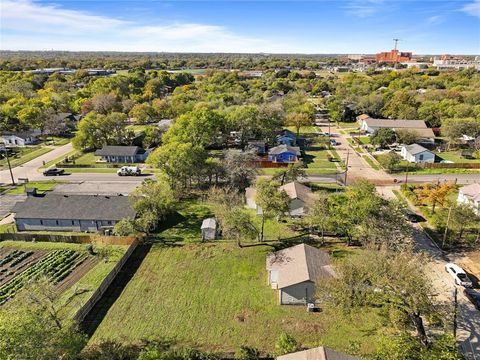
[460,183,480,201]
[364,118,427,129]
[280,181,316,203]
[356,114,371,122]
[266,244,335,289]
[277,347,359,360]
[402,128,436,139]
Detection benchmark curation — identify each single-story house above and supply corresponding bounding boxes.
[457,183,480,215]
[246,141,266,155]
[246,181,316,217]
[266,243,335,305]
[1,131,39,147]
[361,118,426,132]
[201,218,217,240]
[277,347,359,360]
[400,144,435,163]
[95,145,148,163]
[277,129,297,146]
[13,194,136,232]
[268,144,301,163]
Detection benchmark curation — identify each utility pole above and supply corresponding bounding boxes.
[443,205,453,248]
[1,145,15,185]
[453,287,458,338]
[344,149,350,186]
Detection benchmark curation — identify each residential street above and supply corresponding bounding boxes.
[0,142,73,184]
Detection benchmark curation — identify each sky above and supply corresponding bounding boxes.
[0,0,479,54]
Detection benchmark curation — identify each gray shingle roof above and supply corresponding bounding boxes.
[95,146,143,157]
[403,143,432,155]
[267,244,335,288]
[269,144,301,156]
[13,194,136,221]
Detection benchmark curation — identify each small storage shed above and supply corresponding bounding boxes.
[201,218,217,241]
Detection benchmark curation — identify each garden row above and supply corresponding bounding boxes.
[0,250,87,305]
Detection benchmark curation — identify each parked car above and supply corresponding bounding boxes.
[43,168,65,176]
[117,166,141,176]
[445,263,473,287]
[464,288,480,310]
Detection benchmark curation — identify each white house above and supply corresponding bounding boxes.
[245,181,316,217]
[360,118,428,134]
[266,244,335,305]
[1,131,39,147]
[457,183,480,215]
[400,144,435,163]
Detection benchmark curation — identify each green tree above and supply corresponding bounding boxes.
[255,179,290,241]
[396,129,421,145]
[0,278,86,360]
[130,179,176,233]
[371,128,397,148]
[272,163,306,185]
[129,103,155,124]
[378,152,402,173]
[113,218,137,236]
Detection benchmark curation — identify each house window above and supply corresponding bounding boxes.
[419,154,424,161]
[107,221,112,225]
[72,220,75,225]
[56,220,59,225]
[40,220,43,225]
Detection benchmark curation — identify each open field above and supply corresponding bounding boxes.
[90,242,387,355]
[0,146,53,170]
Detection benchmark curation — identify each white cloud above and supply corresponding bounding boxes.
[343,0,385,18]
[427,15,443,24]
[1,0,127,33]
[461,0,480,18]
[0,0,278,52]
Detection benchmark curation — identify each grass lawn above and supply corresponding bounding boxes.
[362,155,380,171]
[4,180,60,195]
[437,150,480,163]
[42,136,71,146]
[303,144,339,175]
[0,146,53,170]
[40,149,78,169]
[336,122,359,130]
[73,152,100,166]
[90,243,388,355]
[358,136,371,145]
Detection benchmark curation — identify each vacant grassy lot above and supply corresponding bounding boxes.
[0,146,52,170]
[437,150,480,163]
[90,243,387,355]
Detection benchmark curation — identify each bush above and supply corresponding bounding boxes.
[235,346,260,360]
[275,333,299,356]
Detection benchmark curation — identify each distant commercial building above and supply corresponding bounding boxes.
[347,54,364,61]
[376,49,412,63]
[433,55,480,70]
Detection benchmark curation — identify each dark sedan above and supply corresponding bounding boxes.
[464,288,480,310]
[43,168,65,176]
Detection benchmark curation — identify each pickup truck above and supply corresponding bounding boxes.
[43,168,65,176]
[117,166,141,176]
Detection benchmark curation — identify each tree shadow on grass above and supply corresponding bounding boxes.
[80,243,152,336]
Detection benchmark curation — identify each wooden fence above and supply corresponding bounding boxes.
[420,163,480,169]
[0,233,136,245]
[74,238,140,323]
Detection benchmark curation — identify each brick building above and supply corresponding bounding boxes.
[376,49,412,63]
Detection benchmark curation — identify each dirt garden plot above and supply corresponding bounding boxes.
[0,246,97,305]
